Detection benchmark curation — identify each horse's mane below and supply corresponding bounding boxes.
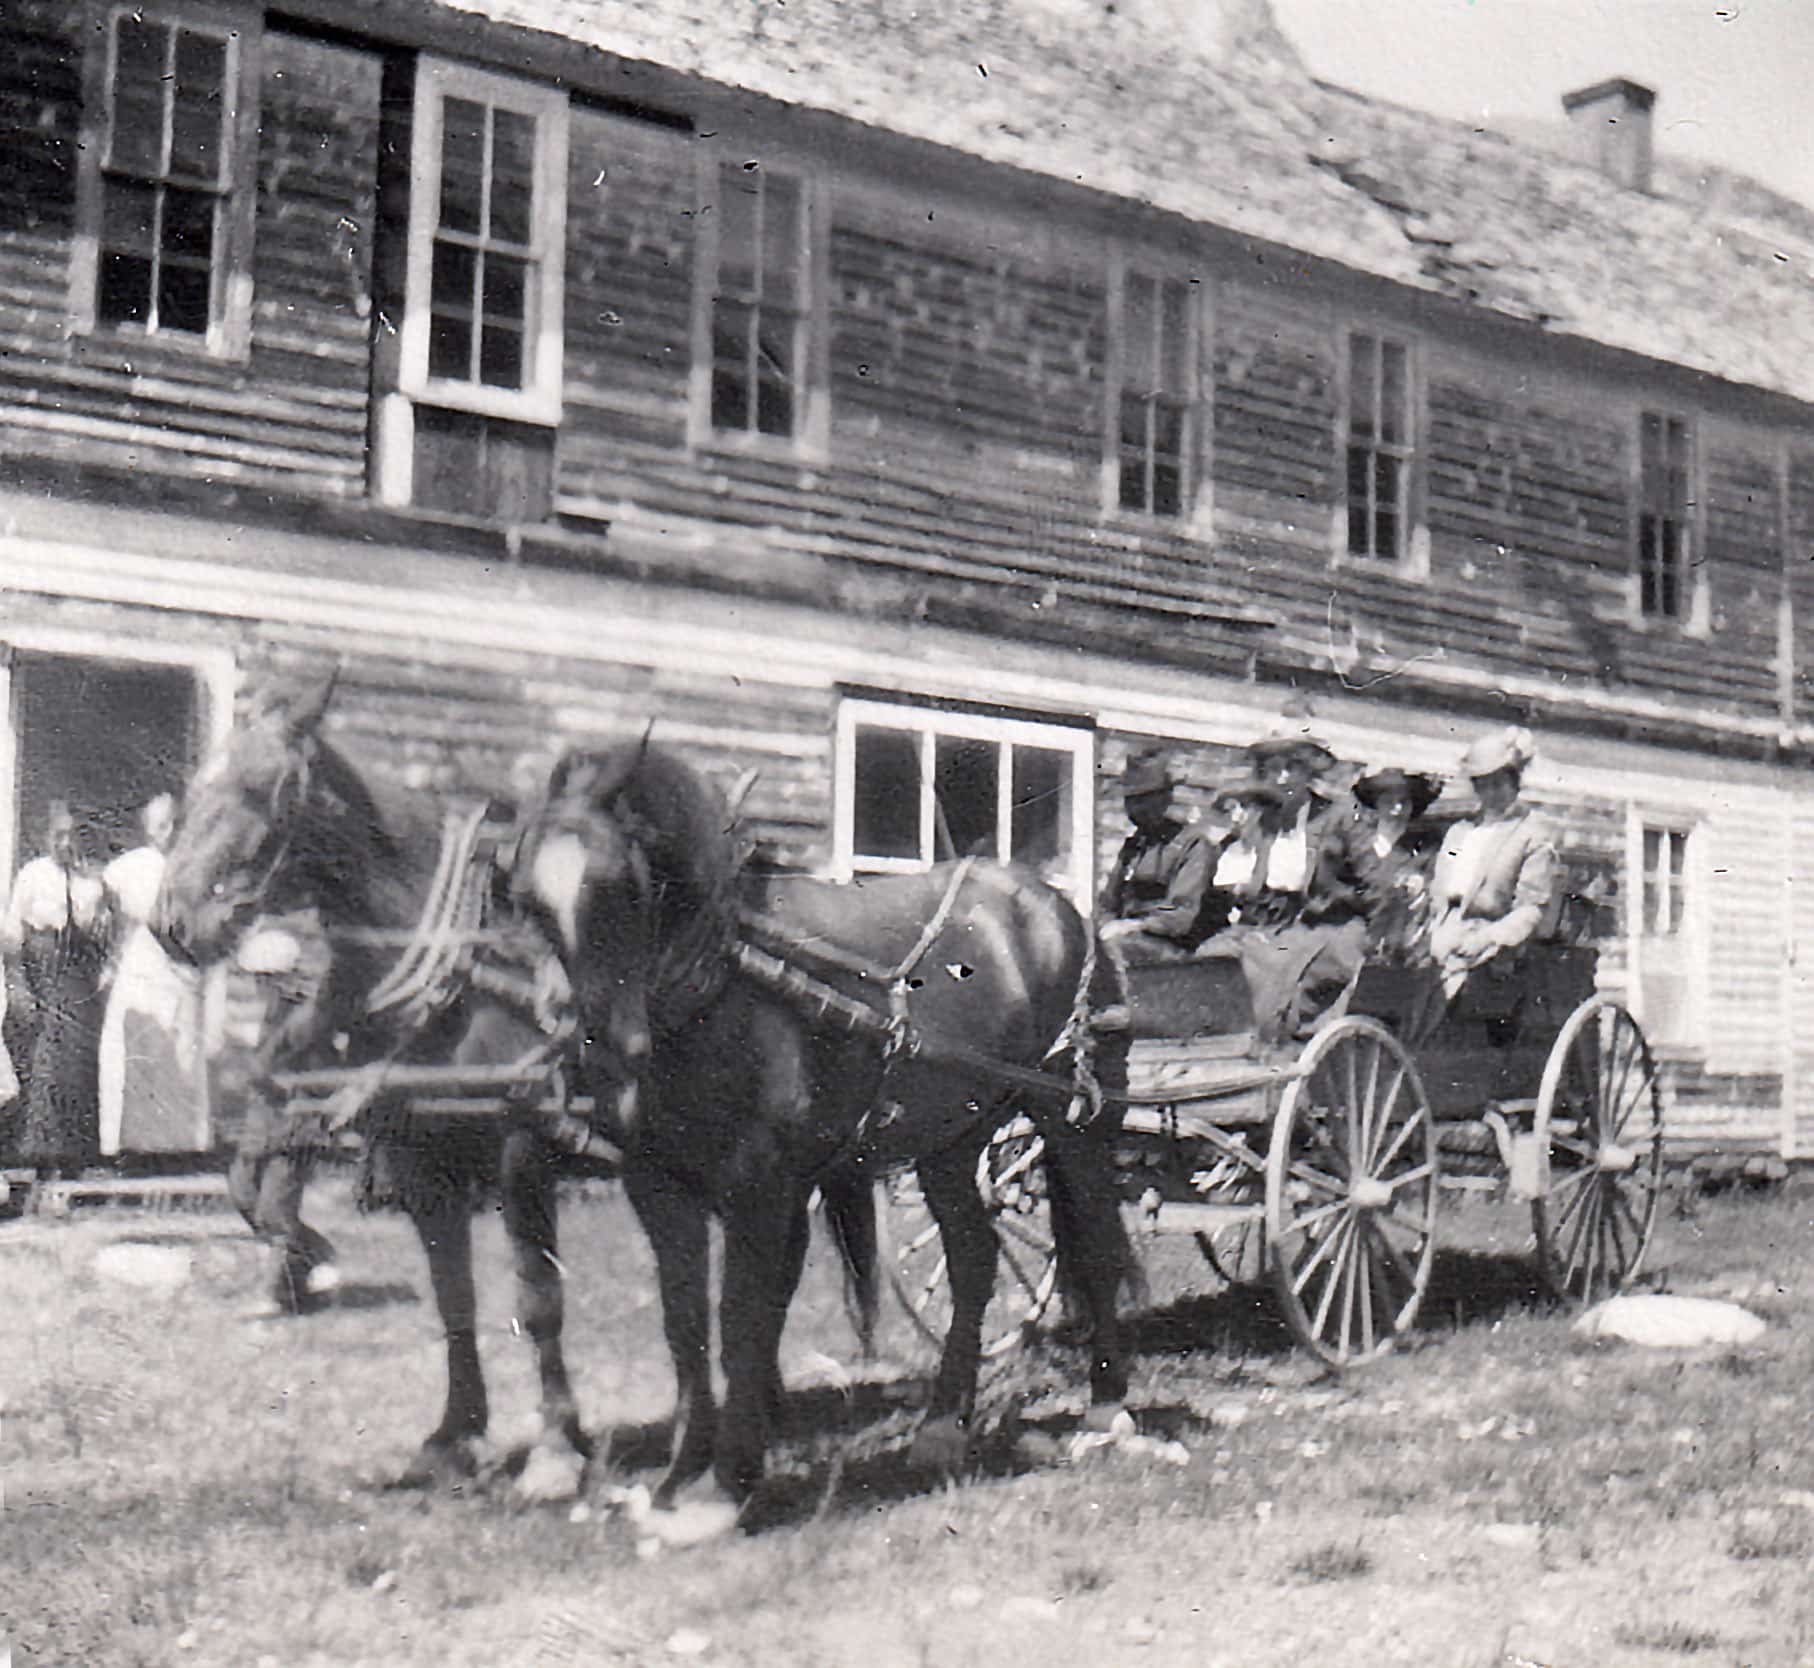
[548,740,743,1020]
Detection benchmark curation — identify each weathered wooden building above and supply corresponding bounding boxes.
[3,0,1812,1158]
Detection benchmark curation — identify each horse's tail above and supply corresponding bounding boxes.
[819,1168,881,1362]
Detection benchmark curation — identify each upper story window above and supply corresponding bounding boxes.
[400,59,569,426]
[1637,412,1694,621]
[74,5,262,355]
[708,161,811,441]
[834,698,1095,913]
[1112,268,1199,519]
[1344,329,1415,561]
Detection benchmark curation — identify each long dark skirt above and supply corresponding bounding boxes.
[16,929,105,1170]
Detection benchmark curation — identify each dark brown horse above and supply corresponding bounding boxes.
[521,740,1133,1538]
[150,677,878,1503]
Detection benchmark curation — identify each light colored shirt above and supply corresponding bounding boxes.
[1261,803,1312,894]
[103,844,166,925]
[6,856,106,936]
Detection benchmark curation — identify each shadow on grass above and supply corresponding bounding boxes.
[1417,1248,1551,1333]
[324,1280,422,1313]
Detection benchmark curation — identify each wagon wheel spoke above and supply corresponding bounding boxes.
[1287,1158,1348,1200]
[995,1236,1047,1306]
[1291,1209,1355,1299]
[1365,1062,1413,1171]
[1361,1211,1420,1303]
[1308,1217,1357,1334]
[1290,1195,1352,1238]
[996,1213,1054,1258]
[1561,1179,1601,1292]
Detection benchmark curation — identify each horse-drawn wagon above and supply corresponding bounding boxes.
[883,935,1665,1369]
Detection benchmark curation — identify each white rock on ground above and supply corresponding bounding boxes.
[1573,1294,1766,1348]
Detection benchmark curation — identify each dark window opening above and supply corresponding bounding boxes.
[1346,331,1413,559]
[97,14,231,337]
[710,164,805,439]
[1116,270,1192,517]
[1638,412,1692,621]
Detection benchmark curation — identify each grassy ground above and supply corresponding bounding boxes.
[3,1173,1813,1667]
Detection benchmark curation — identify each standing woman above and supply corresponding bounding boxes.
[99,792,209,1156]
[1428,726,1558,998]
[2,802,110,1176]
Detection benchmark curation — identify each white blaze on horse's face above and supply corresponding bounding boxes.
[530,829,592,956]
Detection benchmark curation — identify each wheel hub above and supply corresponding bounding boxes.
[1597,1143,1638,1174]
[1348,1176,1393,1211]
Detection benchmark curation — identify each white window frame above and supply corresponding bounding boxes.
[69,1,263,359]
[1627,808,1708,1054]
[1103,256,1206,525]
[832,698,1096,914]
[1632,408,1709,633]
[689,149,828,455]
[398,57,569,427]
[1336,325,1427,575]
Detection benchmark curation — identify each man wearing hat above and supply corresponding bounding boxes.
[1428,725,1557,998]
[1098,749,1223,958]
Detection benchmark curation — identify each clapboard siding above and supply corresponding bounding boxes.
[0,19,378,496]
[1789,450,1814,727]
[1791,803,1814,1160]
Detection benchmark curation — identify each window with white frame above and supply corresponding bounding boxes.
[75,5,261,352]
[400,59,568,424]
[707,160,811,440]
[1635,819,1699,1049]
[834,700,1095,911]
[1112,267,1198,518]
[1637,411,1694,621]
[1344,329,1414,561]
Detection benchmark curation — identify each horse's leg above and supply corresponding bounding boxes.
[819,1167,880,1362]
[716,1181,811,1506]
[622,1158,716,1510]
[395,1197,489,1487]
[500,1127,589,1503]
[907,1139,997,1475]
[1042,1117,1132,1427]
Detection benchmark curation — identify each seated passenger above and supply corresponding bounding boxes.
[1098,749,1221,963]
[1218,711,1371,1045]
[1428,726,1558,998]
[1349,767,1443,960]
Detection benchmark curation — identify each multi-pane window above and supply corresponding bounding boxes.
[95,12,236,337]
[402,60,568,423]
[836,700,1095,912]
[710,163,808,439]
[1638,412,1693,620]
[1641,825,1688,937]
[1636,820,1696,1048]
[1345,330,1413,560]
[1116,270,1195,517]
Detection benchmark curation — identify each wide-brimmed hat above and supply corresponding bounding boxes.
[1120,749,1177,798]
[1211,776,1285,811]
[1459,725,1536,780]
[1351,768,1442,816]
[1247,698,1337,772]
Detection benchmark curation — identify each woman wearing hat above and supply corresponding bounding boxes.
[1222,710,1373,1044]
[1,802,110,1173]
[1428,726,1558,997]
[1351,767,1443,959]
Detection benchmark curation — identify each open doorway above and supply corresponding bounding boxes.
[10,652,199,868]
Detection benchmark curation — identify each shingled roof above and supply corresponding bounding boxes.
[1307,81,1814,408]
[432,0,1418,276]
[431,0,1814,410]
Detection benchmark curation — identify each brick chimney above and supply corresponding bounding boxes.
[1562,77,1656,193]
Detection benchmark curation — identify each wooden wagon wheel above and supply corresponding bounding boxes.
[1264,1016,1439,1368]
[877,1115,1059,1359]
[1531,996,1664,1303]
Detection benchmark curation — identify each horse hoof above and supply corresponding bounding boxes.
[515,1441,587,1505]
[644,1497,742,1548]
[909,1414,973,1476]
[390,1435,486,1491]
[1081,1402,1135,1438]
